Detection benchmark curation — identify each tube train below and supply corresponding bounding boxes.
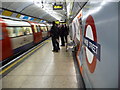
[0,16,51,64]
[69,1,118,88]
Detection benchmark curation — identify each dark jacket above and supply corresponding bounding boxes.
[64,26,69,36]
[50,25,59,38]
[59,26,64,37]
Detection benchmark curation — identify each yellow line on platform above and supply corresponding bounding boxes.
[45,40,51,42]
[0,41,48,75]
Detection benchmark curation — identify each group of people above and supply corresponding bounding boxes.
[50,21,69,52]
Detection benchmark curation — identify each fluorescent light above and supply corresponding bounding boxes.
[34,0,42,7]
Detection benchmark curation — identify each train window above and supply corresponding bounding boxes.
[0,28,3,40]
[40,27,44,31]
[7,27,16,37]
[0,33,2,40]
[7,27,24,37]
[36,25,40,32]
[23,27,33,35]
[41,27,47,32]
[15,27,24,36]
[34,25,38,33]
[47,26,51,31]
[45,27,48,31]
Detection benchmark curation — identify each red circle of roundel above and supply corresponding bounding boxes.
[84,15,97,73]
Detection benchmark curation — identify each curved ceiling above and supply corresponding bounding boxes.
[1,0,67,22]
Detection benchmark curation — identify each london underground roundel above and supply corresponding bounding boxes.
[84,15,101,73]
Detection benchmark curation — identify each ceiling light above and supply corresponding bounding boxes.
[34,0,41,7]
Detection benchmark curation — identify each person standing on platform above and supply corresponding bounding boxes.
[56,24,60,50]
[50,21,59,52]
[64,24,69,44]
[60,24,65,46]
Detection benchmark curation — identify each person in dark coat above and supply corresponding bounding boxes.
[64,24,69,43]
[50,21,59,52]
[56,24,60,50]
[59,24,65,46]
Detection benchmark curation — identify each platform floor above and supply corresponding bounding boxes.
[2,39,78,88]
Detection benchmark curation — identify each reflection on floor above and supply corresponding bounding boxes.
[2,39,78,88]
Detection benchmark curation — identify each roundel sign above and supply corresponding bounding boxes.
[84,15,101,73]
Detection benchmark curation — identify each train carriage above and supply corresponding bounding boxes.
[0,16,51,64]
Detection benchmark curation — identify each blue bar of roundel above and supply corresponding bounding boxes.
[83,36,101,61]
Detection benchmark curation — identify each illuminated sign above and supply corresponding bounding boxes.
[53,5,63,10]
[55,21,59,24]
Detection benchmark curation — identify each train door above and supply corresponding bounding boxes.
[40,25,45,38]
[40,24,48,39]
[31,24,38,43]
[36,25,42,41]
[45,25,49,37]
[31,23,43,43]
[45,24,50,37]
[0,20,13,61]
